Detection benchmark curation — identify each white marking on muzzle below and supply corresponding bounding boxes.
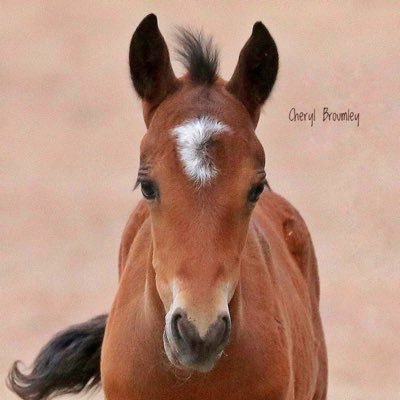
[166,289,230,339]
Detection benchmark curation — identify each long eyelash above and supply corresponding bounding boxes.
[134,175,271,191]
[134,161,151,191]
[133,177,142,191]
[263,178,271,191]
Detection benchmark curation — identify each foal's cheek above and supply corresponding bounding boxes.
[226,268,241,303]
[154,274,173,312]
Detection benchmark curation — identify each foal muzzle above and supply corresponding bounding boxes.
[163,308,231,372]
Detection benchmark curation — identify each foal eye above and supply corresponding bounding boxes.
[248,183,265,203]
[140,181,157,200]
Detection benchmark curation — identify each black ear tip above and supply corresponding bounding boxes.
[144,13,158,23]
[136,13,158,32]
[143,13,157,22]
[252,21,269,36]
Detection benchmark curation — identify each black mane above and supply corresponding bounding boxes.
[175,28,219,85]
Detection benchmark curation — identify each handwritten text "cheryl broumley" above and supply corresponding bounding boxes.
[288,107,360,127]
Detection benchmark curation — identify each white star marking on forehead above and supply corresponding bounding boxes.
[172,116,229,185]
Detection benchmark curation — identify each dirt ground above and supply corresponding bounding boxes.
[1,2,399,399]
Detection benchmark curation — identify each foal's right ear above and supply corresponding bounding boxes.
[129,14,178,125]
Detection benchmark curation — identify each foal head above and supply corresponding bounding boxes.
[130,14,278,372]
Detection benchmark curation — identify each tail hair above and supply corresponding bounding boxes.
[7,314,107,400]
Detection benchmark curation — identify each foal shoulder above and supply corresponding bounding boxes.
[257,191,321,302]
[118,200,150,277]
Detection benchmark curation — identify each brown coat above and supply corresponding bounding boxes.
[101,192,327,400]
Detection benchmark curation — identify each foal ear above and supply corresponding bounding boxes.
[226,22,279,125]
[129,14,178,124]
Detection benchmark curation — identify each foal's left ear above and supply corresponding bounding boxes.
[129,14,179,125]
[226,22,279,125]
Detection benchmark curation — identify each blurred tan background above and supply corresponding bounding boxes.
[1,2,399,399]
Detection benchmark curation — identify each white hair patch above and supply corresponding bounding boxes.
[172,116,228,185]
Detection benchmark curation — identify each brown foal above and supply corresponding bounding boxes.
[8,14,327,400]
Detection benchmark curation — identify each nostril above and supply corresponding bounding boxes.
[171,310,183,341]
[220,314,231,344]
[171,309,204,348]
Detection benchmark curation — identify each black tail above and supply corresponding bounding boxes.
[7,314,107,400]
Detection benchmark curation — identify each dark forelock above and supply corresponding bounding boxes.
[175,28,219,85]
